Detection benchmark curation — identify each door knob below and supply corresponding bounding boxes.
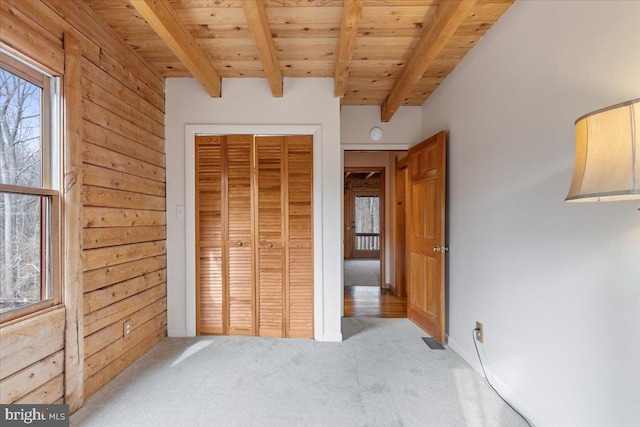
[433,246,441,252]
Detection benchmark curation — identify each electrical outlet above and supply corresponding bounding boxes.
[123,320,132,340]
[475,321,484,343]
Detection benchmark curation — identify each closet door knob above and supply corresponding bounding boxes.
[268,242,274,248]
[237,241,243,247]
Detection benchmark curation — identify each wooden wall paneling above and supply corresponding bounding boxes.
[2,0,168,406]
[83,325,165,398]
[0,1,64,74]
[83,283,166,337]
[80,58,164,127]
[285,136,314,338]
[82,142,165,183]
[84,164,165,197]
[83,241,166,272]
[63,31,84,412]
[225,135,255,335]
[196,136,224,335]
[82,99,164,153]
[0,308,65,403]
[82,77,164,139]
[14,374,64,405]
[84,312,166,379]
[43,0,164,88]
[0,351,64,404]
[83,207,166,229]
[83,225,166,250]
[84,298,166,359]
[82,121,165,168]
[255,136,285,337]
[84,270,166,314]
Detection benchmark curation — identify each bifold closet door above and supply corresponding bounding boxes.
[284,136,314,338]
[255,136,314,338]
[196,135,254,335]
[255,137,285,337]
[196,134,313,338]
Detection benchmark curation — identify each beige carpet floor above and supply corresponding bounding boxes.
[71,318,529,427]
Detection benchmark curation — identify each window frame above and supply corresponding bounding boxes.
[0,51,61,324]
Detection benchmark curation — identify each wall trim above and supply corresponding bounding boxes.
[184,124,325,340]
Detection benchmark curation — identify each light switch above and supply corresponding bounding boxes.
[176,205,185,219]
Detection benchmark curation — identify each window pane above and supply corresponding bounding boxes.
[355,196,380,233]
[0,192,45,313]
[0,68,43,187]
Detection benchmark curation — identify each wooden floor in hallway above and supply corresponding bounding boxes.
[344,286,407,318]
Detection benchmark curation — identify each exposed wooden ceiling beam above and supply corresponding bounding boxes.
[381,0,476,122]
[334,0,363,98]
[129,0,221,97]
[242,0,283,97]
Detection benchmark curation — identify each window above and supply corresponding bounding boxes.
[0,52,60,323]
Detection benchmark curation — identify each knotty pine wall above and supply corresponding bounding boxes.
[0,0,166,406]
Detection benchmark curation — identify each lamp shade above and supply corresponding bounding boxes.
[566,98,639,202]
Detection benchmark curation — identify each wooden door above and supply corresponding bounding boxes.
[197,134,313,338]
[225,135,255,335]
[255,135,314,338]
[196,136,224,335]
[255,136,285,337]
[407,131,447,344]
[196,135,255,336]
[395,157,408,297]
[285,136,314,338]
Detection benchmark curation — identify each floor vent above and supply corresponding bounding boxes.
[422,337,445,350]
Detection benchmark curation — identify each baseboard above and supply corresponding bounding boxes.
[167,328,188,337]
[447,333,545,427]
[317,332,343,342]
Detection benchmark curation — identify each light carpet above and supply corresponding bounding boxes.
[71,318,528,427]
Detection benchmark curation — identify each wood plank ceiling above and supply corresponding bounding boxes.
[85,0,513,121]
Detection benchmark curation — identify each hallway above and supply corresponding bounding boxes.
[344,286,406,318]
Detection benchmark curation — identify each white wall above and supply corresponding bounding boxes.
[165,78,342,341]
[420,1,640,425]
[341,105,421,149]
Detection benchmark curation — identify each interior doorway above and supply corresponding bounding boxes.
[342,151,407,318]
[343,167,384,288]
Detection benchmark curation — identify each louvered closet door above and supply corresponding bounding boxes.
[255,136,314,338]
[286,136,314,338]
[255,137,285,337]
[197,134,312,338]
[196,136,224,334]
[196,135,254,335]
[225,135,255,335]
